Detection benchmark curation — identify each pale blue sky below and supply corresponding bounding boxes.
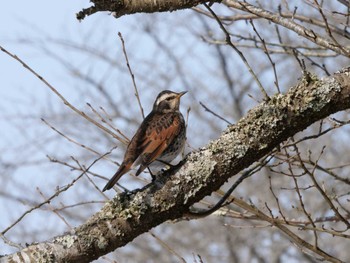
[0,2,213,257]
[0,1,134,255]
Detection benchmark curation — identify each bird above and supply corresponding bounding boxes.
[102,90,187,191]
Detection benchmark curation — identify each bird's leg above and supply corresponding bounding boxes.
[156,159,176,168]
[115,183,131,194]
[118,184,138,195]
[147,167,157,182]
[124,188,139,195]
[117,181,142,195]
[158,158,187,174]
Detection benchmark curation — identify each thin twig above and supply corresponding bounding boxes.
[224,0,350,57]
[185,156,272,218]
[249,19,280,93]
[204,3,270,100]
[0,45,128,145]
[229,198,342,262]
[0,233,23,249]
[300,147,350,229]
[86,103,130,143]
[149,231,186,263]
[312,0,348,55]
[1,149,113,235]
[36,187,72,229]
[199,101,232,125]
[41,118,118,160]
[285,143,319,248]
[118,32,145,119]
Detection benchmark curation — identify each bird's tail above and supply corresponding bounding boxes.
[102,163,131,191]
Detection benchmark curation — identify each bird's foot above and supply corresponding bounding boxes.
[123,188,139,196]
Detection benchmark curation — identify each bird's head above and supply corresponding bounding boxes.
[153,90,187,113]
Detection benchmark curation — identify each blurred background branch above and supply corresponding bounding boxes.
[1,0,350,262]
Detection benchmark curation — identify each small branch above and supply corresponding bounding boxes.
[300,147,350,229]
[249,20,280,93]
[118,32,145,119]
[224,0,350,57]
[229,198,343,262]
[288,142,319,248]
[199,101,232,125]
[204,3,270,101]
[1,150,113,236]
[0,45,129,146]
[312,0,348,55]
[185,156,273,218]
[86,103,130,143]
[149,231,186,262]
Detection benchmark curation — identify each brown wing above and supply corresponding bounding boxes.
[134,113,182,175]
[102,112,181,191]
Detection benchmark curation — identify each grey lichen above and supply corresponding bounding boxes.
[96,236,108,250]
[53,235,77,249]
[319,76,342,95]
[31,250,55,263]
[232,143,250,158]
[310,81,339,111]
[210,131,248,160]
[287,73,341,114]
[119,207,137,219]
[113,192,152,220]
[183,149,216,204]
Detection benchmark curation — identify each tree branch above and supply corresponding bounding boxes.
[76,0,218,20]
[2,68,350,262]
[223,0,350,57]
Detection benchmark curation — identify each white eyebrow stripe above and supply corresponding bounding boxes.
[156,93,176,105]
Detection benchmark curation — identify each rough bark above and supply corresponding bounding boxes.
[76,0,215,20]
[2,68,350,262]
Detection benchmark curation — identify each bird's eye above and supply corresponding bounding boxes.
[166,97,172,101]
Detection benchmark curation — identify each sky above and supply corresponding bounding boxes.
[0,0,132,255]
[0,1,215,257]
[1,1,124,97]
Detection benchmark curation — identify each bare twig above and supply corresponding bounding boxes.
[86,103,130,143]
[0,45,129,146]
[199,101,232,125]
[285,143,319,247]
[149,231,186,263]
[249,20,280,93]
[185,156,272,218]
[36,187,72,229]
[298,146,350,229]
[204,3,270,101]
[118,32,145,119]
[224,0,350,57]
[1,149,113,235]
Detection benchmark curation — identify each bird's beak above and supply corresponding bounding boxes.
[177,91,187,98]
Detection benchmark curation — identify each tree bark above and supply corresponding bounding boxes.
[2,68,350,263]
[76,0,215,20]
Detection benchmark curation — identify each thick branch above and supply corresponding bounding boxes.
[2,68,350,262]
[76,0,217,20]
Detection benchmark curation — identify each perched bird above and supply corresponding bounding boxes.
[103,90,187,191]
